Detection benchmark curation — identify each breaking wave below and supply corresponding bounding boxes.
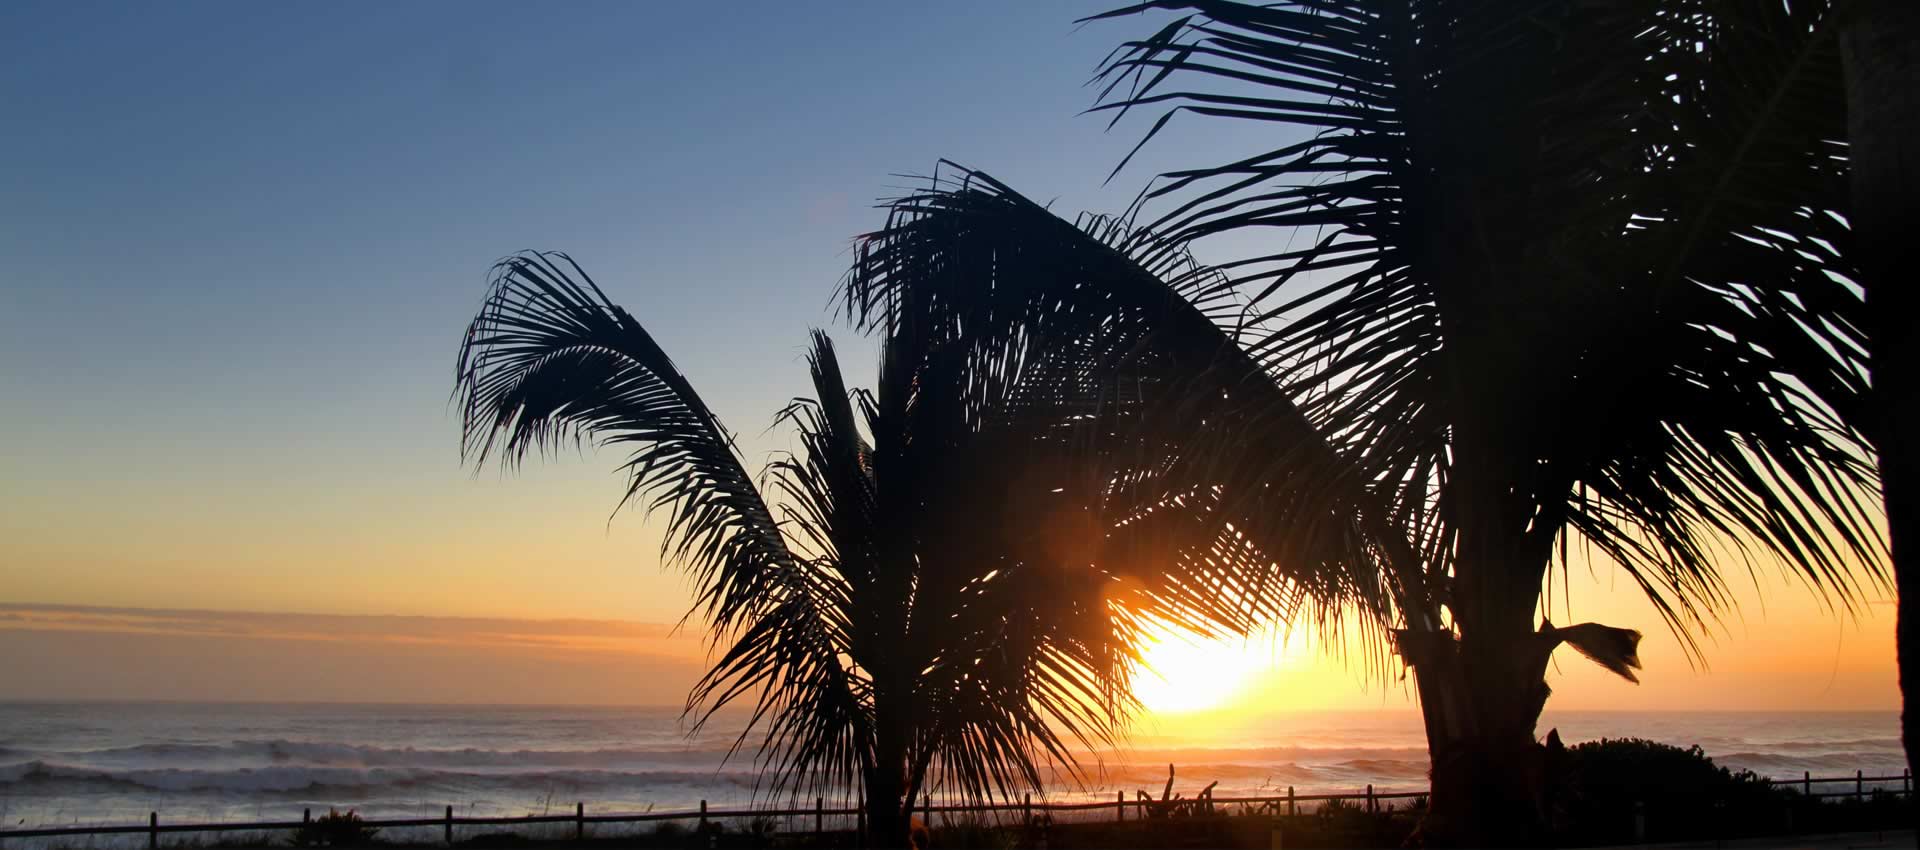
[0,740,1441,796]
[0,759,761,795]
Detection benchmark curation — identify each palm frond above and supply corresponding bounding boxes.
[1547,622,1643,684]
[1086,0,1886,662]
[842,165,1425,660]
[456,253,864,797]
[457,251,800,631]
[863,316,1144,805]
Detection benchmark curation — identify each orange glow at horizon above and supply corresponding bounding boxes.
[1132,622,1330,716]
[1121,551,1898,719]
[3,494,1897,713]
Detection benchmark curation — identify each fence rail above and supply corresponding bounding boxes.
[0,771,1908,844]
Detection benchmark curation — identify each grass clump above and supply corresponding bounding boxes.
[290,810,379,847]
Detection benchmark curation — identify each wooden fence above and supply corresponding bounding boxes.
[0,771,1908,845]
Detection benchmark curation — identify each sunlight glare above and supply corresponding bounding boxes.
[1133,625,1279,716]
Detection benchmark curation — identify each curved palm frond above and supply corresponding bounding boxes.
[696,332,873,799]
[457,251,801,629]
[865,319,1143,805]
[1563,0,1880,639]
[461,264,1146,815]
[455,253,862,797]
[1084,0,1885,658]
[842,166,1419,673]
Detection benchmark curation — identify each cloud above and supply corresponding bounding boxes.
[0,602,704,658]
[0,603,711,704]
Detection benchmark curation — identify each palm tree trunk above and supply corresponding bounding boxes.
[863,779,911,849]
[863,753,910,847]
[865,681,915,849]
[1839,0,1920,831]
[1394,421,1564,846]
[1405,625,1561,847]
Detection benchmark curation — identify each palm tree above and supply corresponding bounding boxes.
[1838,0,1920,800]
[455,251,1236,848]
[845,0,1890,841]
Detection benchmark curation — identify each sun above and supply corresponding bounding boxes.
[1131,625,1276,716]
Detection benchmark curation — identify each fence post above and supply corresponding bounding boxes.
[817,796,824,837]
[1023,792,1031,825]
[1805,770,1812,798]
[304,809,311,825]
[1288,786,1295,817]
[149,812,157,850]
[1118,790,1125,822]
[1367,784,1375,814]
[575,802,583,842]
[444,805,453,846]
[699,799,708,833]
[1856,769,1864,802]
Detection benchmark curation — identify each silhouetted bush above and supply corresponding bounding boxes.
[291,810,379,847]
[457,833,536,848]
[1551,737,1785,844]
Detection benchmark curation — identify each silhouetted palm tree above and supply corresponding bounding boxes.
[456,252,1228,847]
[1839,0,1920,799]
[846,0,1889,841]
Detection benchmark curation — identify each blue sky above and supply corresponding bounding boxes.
[0,2,1896,711]
[0,1,1275,622]
[2,0,1168,439]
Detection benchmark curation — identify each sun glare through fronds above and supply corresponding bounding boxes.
[1132,624,1281,716]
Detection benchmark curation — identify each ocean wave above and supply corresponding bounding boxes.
[0,760,766,795]
[1707,751,1910,774]
[13,739,1441,776]
[1749,738,1904,752]
[4,739,1891,799]
[1084,757,1427,786]
[0,742,1439,798]
[13,740,738,772]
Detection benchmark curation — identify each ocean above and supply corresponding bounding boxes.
[0,702,1903,831]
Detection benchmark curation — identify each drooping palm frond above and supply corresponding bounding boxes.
[457,252,806,632]
[1547,622,1643,684]
[1554,0,1882,636]
[1084,0,1886,656]
[862,318,1144,805]
[456,253,863,798]
[459,258,1146,815]
[843,166,1420,668]
[694,333,872,799]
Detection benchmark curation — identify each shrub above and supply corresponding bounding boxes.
[290,809,379,847]
[741,815,778,837]
[459,832,536,848]
[1552,737,1786,844]
[931,814,1021,850]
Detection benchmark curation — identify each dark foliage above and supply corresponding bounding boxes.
[1550,738,1782,844]
[1077,0,1886,660]
[845,165,1403,669]
[844,1,1891,840]
[290,810,379,847]
[455,253,1150,840]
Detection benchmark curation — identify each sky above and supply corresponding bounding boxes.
[0,1,1896,715]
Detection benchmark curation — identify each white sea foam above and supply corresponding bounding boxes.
[0,702,1901,828]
